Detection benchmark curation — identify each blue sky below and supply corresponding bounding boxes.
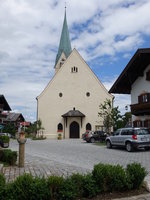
[1,0,150,122]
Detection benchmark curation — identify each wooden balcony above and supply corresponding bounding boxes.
[0,113,7,118]
[130,102,150,116]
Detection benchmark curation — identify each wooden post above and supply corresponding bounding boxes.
[17,132,27,168]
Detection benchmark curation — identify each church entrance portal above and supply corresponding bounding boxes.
[70,121,79,138]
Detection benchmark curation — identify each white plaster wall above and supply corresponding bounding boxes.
[131,64,150,104]
[131,64,150,122]
[37,49,113,138]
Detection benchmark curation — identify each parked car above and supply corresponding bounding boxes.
[0,133,12,138]
[82,131,94,141]
[106,127,150,152]
[83,130,107,143]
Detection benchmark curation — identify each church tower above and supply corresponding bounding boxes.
[54,10,72,73]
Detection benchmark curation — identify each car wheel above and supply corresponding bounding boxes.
[90,138,95,143]
[126,142,133,152]
[106,140,112,149]
[145,147,150,151]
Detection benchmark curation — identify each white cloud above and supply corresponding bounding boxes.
[0,0,150,121]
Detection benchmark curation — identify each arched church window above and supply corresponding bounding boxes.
[71,66,78,73]
[86,123,92,131]
[58,123,63,132]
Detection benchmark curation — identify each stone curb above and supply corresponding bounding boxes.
[113,193,150,200]
[144,180,150,192]
[113,181,150,200]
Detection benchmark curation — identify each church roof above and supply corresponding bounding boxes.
[55,10,72,66]
[62,108,85,117]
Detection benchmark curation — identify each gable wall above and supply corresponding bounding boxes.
[131,64,150,104]
[131,64,150,122]
[38,50,112,138]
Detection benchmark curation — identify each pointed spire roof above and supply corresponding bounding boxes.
[55,9,72,66]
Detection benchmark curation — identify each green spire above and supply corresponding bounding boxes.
[55,10,72,66]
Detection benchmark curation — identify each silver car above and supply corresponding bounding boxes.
[106,128,150,152]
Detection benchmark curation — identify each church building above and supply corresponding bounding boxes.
[37,11,113,139]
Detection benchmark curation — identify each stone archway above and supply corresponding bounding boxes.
[70,121,79,138]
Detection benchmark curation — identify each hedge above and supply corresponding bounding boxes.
[0,135,10,143]
[0,149,17,165]
[0,162,147,200]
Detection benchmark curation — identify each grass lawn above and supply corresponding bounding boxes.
[94,141,106,146]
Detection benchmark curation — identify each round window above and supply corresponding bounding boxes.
[86,92,90,97]
[59,93,63,97]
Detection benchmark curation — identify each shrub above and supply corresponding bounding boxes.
[126,163,147,189]
[5,174,50,200]
[92,163,128,192]
[0,163,147,200]
[6,174,34,200]
[0,150,3,160]
[70,173,85,198]
[31,176,50,200]
[48,175,64,199]
[0,135,10,143]
[0,173,5,197]
[58,177,78,200]
[82,173,99,198]
[1,149,17,165]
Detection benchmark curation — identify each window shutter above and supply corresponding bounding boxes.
[138,95,142,103]
[144,120,148,127]
[133,121,137,127]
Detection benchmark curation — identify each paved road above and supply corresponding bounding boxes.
[10,139,150,175]
[2,139,150,199]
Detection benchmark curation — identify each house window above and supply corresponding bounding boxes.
[86,123,92,131]
[57,123,63,132]
[71,66,78,73]
[146,70,150,81]
[142,94,148,103]
[133,120,142,127]
[138,93,150,103]
[144,120,150,128]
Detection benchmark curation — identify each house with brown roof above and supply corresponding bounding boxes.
[109,48,150,128]
[0,95,11,127]
[3,112,25,128]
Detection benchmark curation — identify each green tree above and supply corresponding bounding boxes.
[98,99,121,133]
[3,123,16,137]
[36,119,44,137]
[111,112,132,130]
[122,112,132,127]
[26,119,45,138]
[25,122,37,136]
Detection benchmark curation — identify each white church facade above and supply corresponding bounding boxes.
[37,11,113,139]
